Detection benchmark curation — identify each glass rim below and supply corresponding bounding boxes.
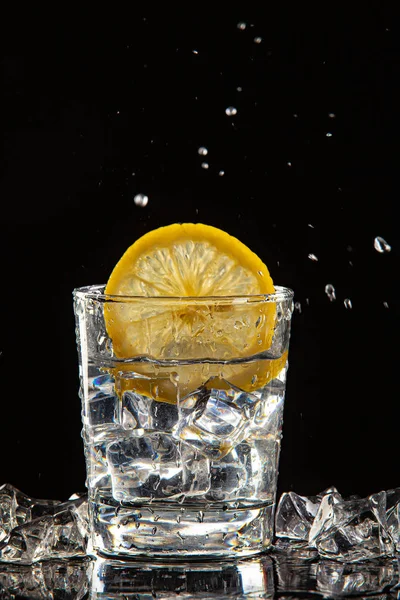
[73,284,294,304]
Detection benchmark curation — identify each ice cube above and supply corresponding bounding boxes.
[275,491,325,541]
[316,559,398,597]
[84,441,111,489]
[0,483,61,544]
[173,377,259,460]
[275,487,339,542]
[0,495,89,564]
[309,491,395,562]
[249,384,285,440]
[121,392,179,433]
[206,443,250,501]
[386,487,400,552]
[107,434,182,501]
[180,443,210,497]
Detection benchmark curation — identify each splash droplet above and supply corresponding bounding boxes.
[383,301,389,308]
[237,22,246,30]
[218,170,225,176]
[152,527,157,535]
[294,301,302,314]
[326,132,333,137]
[344,298,352,309]
[287,161,292,167]
[374,236,391,253]
[236,86,243,92]
[225,106,237,117]
[198,146,208,156]
[308,253,318,262]
[134,193,148,207]
[325,284,336,302]
[192,49,199,55]
[328,112,336,118]
[308,223,314,228]
[201,162,209,169]
[254,36,262,44]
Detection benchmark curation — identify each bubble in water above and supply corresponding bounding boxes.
[198,146,208,156]
[237,22,246,30]
[201,162,209,169]
[383,301,389,308]
[344,298,352,309]
[218,170,225,176]
[308,253,318,262]
[225,106,237,117]
[326,132,333,137]
[374,236,391,253]
[254,36,262,44]
[294,301,302,314]
[134,193,148,207]
[328,112,336,118]
[325,284,336,302]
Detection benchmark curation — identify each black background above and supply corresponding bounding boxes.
[1,8,398,504]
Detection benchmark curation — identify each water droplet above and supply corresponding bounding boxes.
[134,193,148,207]
[308,223,314,228]
[152,527,157,535]
[201,162,209,169]
[225,106,237,116]
[344,298,352,309]
[192,49,198,55]
[306,298,310,305]
[287,161,292,167]
[254,36,262,44]
[154,514,160,522]
[170,372,180,385]
[218,170,225,176]
[308,253,318,262]
[197,511,204,523]
[293,113,298,118]
[325,284,336,302]
[328,112,336,118]
[294,301,302,313]
[383,301,389,308]
[236,86,243,92]
[176,515,181,523]
[237,22,246,30]
[326,132,333,137]
[177,531,185,542]
[374,236,391,253]
[198,146,208,156]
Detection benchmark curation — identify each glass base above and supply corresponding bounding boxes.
[90,554,275,598]
[90,497,274,559]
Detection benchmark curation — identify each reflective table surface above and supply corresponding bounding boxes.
[1,550,399,599]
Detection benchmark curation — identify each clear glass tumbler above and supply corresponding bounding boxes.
[73,285,293,559]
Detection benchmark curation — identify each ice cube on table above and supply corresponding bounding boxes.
[0,495,88,564]
[386,487,400,552]
[173,377,259,460]
[275,490,327,541]
[0,483,61,544]
[309,491,395,562]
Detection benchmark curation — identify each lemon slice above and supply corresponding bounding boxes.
[104,223,286,400]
